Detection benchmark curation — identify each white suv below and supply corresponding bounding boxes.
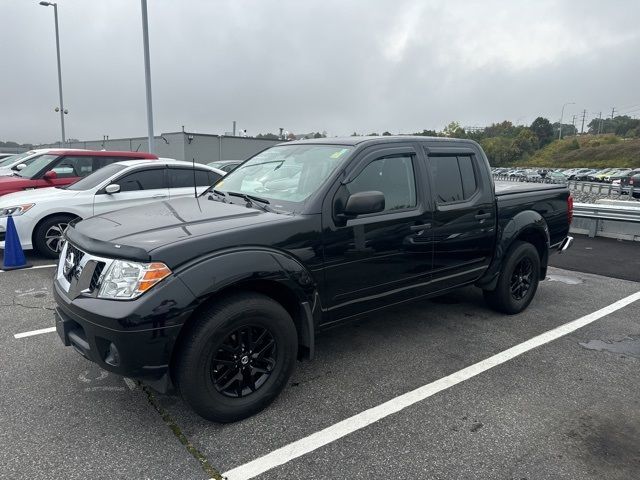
[0,158,225,257]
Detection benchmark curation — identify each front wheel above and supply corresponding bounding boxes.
[33,214,76,258]
[174,292,298,423]
[483,241,541,314]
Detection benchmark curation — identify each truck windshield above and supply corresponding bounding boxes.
[213,144,353,208]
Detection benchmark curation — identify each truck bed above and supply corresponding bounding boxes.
[494,181,567,196]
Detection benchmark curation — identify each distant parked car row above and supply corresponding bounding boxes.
[0,149,228,257]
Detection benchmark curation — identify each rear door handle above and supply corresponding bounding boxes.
[475,212,491,220]
[410,223,432,232]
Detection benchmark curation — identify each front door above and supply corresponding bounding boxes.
[321,145,433,322]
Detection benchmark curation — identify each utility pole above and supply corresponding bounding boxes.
[140,0,155,154]
[597,112,603,134]
[571,115,577,135]
[580,110,587,134]
[610,107,616,120]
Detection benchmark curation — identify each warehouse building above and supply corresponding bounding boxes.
[40,131,282,163]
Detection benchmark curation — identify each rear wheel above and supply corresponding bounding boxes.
[174,292,297,423]
[483,241,541,314]
[33,214,76,258]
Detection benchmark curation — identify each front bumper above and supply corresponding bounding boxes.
[53,249,197,386]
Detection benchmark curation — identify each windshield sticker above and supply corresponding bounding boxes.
[330,148,349,159]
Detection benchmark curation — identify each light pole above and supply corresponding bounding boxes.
[140,0,155,154]
[558,102,575,140]
[39,1,66,146]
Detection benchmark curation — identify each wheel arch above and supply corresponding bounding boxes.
[31,211,82,248]
[173,248,321,364]
[476,210,550,290]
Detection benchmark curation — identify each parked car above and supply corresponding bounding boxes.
[618,168,640,193]
[575,169,598,181]
[54,136,573,422]
[546,171,568,183]
[605,169,631,183]
[0,149,157,196]
[586,168,613,182]
[0,149,55,176]
[207,160,243,173]
[623,172,640,198]
[522,169,542,182]
[0,159,225,258]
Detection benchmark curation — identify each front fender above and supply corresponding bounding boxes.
[476,210,550,290]
[174,247,321,358]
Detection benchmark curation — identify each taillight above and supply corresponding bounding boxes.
[567,195,574,225]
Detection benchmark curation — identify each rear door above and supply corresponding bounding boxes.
[167,167,223,198]
[92,167,169,215]
[424,147,496,292]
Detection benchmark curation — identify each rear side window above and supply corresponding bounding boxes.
[169,168,221,188]
[53,156,95,178]
[428,155,478,203]
[117,169,166,191]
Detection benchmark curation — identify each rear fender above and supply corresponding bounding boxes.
[476,210,550,290]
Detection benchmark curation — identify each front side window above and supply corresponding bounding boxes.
[116,169,165,192]
[53,156,94,178]
[429,155,478,204]
[215,144,354,207]
[346,155,417,212]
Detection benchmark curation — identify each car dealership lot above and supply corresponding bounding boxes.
[2,256,639,479]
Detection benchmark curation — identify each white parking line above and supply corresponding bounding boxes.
[0,264,56,273]
[222,290,640,480]
[14,327,56,339]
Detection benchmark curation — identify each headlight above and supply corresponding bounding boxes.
[0,204,35,217]
[97,260,172,299]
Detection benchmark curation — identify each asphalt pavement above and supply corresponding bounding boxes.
[1,243,639,480]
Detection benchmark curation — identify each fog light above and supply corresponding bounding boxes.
[104,342,121,367]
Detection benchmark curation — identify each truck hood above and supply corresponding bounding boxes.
[68,196,287,259]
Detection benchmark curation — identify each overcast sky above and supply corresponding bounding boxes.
[2,0,639,144]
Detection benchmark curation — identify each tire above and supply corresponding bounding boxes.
[174,292,298,423]
[33,214,76,258]
[483,241,541,315]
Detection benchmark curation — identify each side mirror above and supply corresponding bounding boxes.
[105,184,121,194]
[343,191,385,216]
[43,170,57,180]
[14,163,27,171]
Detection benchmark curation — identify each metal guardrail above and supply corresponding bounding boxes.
[572,202,640,239]
[492,174,639,196]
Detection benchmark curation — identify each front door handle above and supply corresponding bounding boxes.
[475,212,491,220]
[410,223,432,232]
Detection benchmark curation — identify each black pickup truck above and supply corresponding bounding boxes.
[53,136,573,422]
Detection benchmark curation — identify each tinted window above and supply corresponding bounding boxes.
[53,156,94,178]
[169,168,220,188]
[458,156,478,198]
[66,164,127,191]
[347,155,416,212]
[429,155,478,203]
[116,169,165,191]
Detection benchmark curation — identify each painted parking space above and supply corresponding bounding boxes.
[2,262,639,479]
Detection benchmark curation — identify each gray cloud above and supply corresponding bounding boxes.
[2,0,639,144]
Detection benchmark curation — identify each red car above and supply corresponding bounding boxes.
[0,150,158,196]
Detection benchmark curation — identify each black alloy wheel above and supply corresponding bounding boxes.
[211,325,277,398]
[510,257,533,301]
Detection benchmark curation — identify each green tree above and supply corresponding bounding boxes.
[529,117,554,146]
[382,131,392,136]
[511,128,539,156]
[443,121,465,137]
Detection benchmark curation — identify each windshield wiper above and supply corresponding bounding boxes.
[226,191,273,212]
